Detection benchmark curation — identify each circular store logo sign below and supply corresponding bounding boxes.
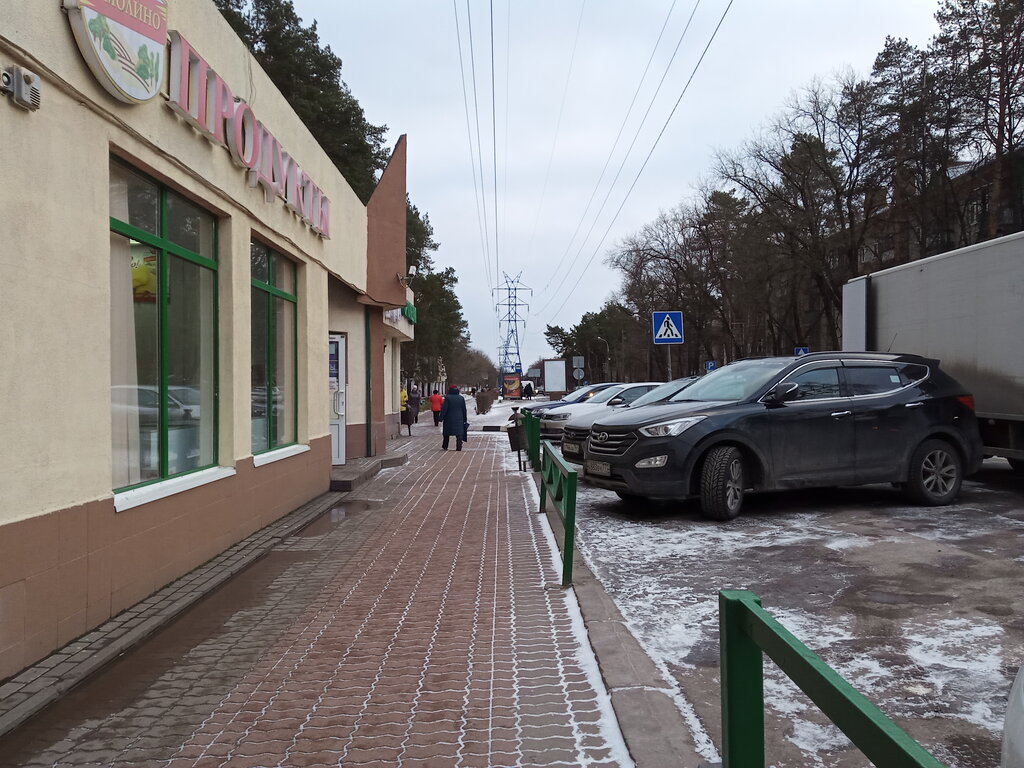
[65,0,167,104]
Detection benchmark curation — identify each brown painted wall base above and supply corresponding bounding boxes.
[345,423,368,460]
[0,436,331,682]
[384,413,400,441]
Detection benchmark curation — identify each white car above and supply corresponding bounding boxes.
[539,382,662,441]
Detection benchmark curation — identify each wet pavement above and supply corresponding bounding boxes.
[570,460,1024,767]
[0,426,631,767]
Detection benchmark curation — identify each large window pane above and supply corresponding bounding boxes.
[251,288,270,453]
[167,194,216,259]
[166,256,216,475]
[250,241,270,284]
[272,253,295,293]
[110,234,160,489]
[273,296,296,446]
[109,162,159,235]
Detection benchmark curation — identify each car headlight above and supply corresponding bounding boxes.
[546,412,570,421]
[638,416,705,437]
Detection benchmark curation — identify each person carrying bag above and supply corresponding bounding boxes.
[439,386,468,451]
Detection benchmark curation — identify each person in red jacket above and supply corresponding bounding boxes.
[430,389,444,427]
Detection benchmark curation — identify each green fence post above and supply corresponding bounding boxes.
[560,468,577,586]
[539,442,549,512]
[720,590,765,768]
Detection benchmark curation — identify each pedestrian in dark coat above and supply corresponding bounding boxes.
[408,386,422,423]
[439,385,468,451]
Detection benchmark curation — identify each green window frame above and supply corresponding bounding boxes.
[250,240,299,454]
[109,159,219,492]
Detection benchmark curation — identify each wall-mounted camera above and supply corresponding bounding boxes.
[1,66,42,111]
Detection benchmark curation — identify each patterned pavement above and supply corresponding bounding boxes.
[0,428,631,767]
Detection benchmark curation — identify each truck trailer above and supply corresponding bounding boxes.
[843,231,1024,470]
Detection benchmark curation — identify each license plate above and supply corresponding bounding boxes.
[562,442,580,454]
[585,460,611,476]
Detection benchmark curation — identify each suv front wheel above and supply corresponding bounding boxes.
[700,446,745,521]
[905,439,962,505]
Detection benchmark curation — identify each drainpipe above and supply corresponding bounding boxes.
[365,306,373,457]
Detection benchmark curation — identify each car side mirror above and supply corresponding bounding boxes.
[608,397,625,406]
[766,382,799,403]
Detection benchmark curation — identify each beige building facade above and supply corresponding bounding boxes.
[0,0,413,680]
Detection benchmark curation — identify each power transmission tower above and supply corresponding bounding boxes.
[494,272,531,385]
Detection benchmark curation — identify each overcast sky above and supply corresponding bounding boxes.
[291,0,940,370]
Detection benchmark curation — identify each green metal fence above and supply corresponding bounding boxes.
[539,440,578,586]
[523,411,542,470]
[718,590,947,768]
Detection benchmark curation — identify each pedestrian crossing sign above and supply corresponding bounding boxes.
[652,311,684,344]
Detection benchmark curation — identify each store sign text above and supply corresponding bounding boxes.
[167,32,330,238]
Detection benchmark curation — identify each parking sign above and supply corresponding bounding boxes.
[652,311,684,344]
[705,360,716,371]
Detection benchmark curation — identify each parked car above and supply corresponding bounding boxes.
[561,377,697,464]
[582,352,983,520]
[111,384,202,425]
[540,382,661,441]
[520,382,622,415]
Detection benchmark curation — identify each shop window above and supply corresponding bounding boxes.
[109,160,218,492]
[251,240,297,454]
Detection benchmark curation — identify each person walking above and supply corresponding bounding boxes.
[400,386,413,436]
[523,381,534,399]
[430,389,444,427]
[408,386,422,424]
[439,385,468,451]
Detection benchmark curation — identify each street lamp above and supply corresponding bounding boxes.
[595,336,610,381]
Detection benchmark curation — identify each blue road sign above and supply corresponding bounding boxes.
[705,360,717,371]
[794,346,810,356]
[652,311,684,345]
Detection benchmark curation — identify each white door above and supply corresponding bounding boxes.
[329,335,346,465]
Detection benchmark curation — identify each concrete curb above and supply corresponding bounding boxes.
[0,489,350,739]
[535,473,703,768]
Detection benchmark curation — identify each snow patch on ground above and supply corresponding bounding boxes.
[787,720,852,765]
[904,617,1006,732]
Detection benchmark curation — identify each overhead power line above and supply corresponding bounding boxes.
[534,0,682,304]
[546,0,736,323]
[453,0,493,292]
[525,0,587,256]
[535,0,705,317]
[466,1,494,288]
[490,0,500,285]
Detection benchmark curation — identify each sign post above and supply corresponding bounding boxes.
[653,311,684,379]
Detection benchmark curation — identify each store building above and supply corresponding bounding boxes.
[0,0,413,680]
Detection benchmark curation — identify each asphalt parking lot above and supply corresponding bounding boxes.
[571,459,1024,768]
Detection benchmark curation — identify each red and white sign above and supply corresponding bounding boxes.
[65,0,167,104]
[168,32,331,238]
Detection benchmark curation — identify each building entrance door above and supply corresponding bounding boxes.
[329,335,346,465]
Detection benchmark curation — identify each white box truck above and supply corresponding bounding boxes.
[843,231,1024,471]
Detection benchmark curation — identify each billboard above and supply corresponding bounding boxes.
[543,359,567,394]
[502,373,522,399]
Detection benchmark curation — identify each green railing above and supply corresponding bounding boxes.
[718,590,947,768]
[539,440,578,586]
[523,411,542,470]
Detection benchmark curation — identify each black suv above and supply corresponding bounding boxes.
[582,353,982,520]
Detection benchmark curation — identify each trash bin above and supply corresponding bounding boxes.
[507,425,525,452]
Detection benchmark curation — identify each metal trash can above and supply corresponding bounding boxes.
[507,425,525,452]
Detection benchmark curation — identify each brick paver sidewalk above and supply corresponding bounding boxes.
[0,429,632,768]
